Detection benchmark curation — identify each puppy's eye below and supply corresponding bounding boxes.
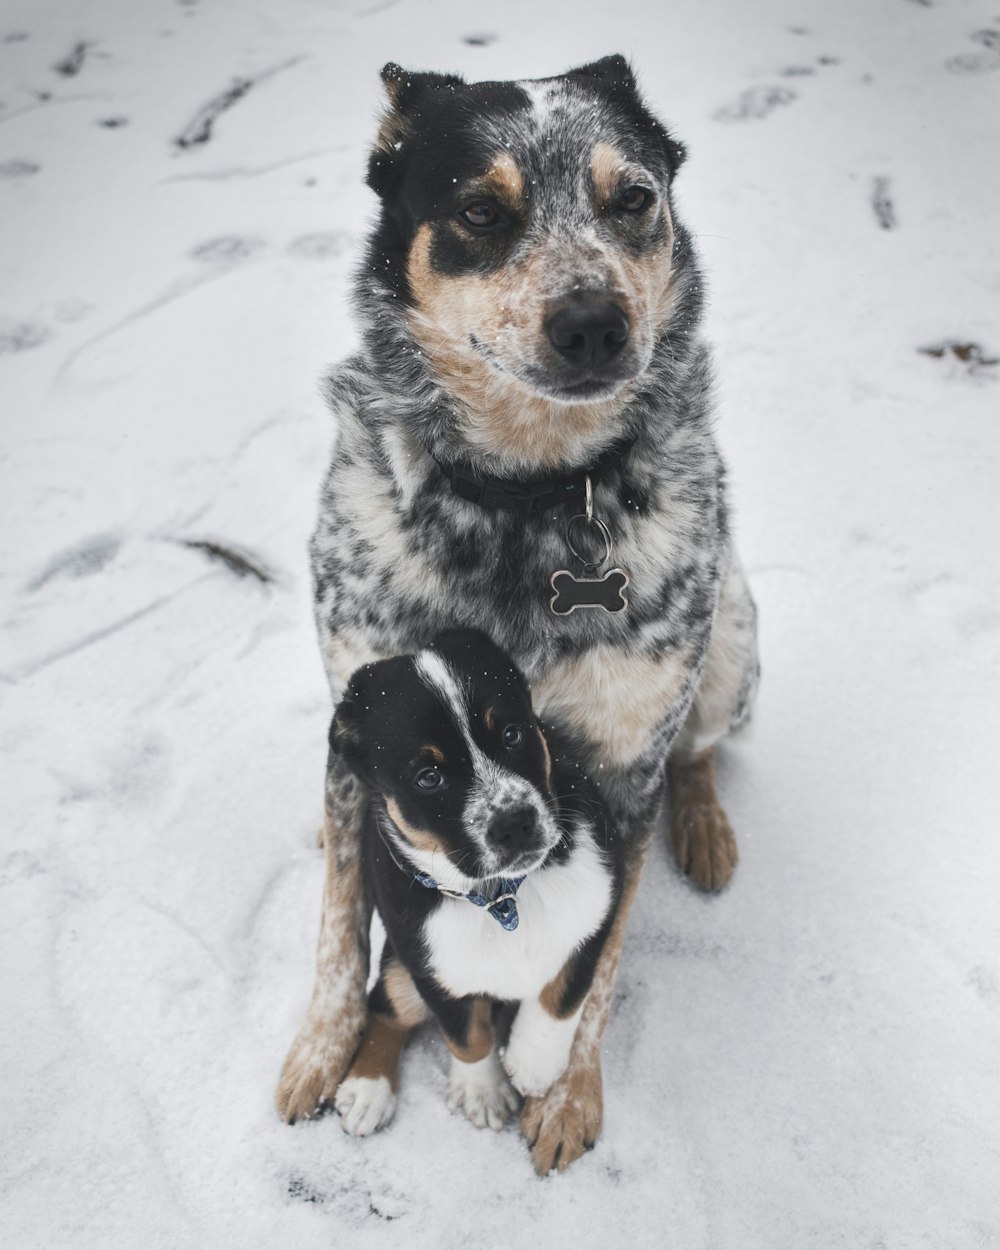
[616,185,652,214]
[502,725,523,749]
[460,202,499,229]
[414,767,444,791]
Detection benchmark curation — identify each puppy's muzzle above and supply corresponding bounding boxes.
[546,298,630,371]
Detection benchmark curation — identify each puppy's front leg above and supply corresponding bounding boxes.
[335,949,427,1136]
[432,995,519,1131]
[276,750,372,1122]
[503,995,584,1099]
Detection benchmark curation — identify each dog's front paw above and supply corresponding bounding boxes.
[275,1009,366,1123]
[446,1050,520,1131]
[520,1052,603,1175]
[670,794,738,891]
[334,1075,396,1136]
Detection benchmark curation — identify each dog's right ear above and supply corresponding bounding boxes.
[368,62,465,197]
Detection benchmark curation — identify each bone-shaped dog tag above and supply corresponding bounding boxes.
[550,568,629,615]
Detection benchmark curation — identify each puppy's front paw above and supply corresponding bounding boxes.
[503,1035,570,1098]
[335,1075,396,1136]
[520,1053,603,1175]
[446,1050,520,1131]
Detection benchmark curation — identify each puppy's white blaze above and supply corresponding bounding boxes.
[415,648,470,726]
[423,834,613,1002]
[504,996,583,1097]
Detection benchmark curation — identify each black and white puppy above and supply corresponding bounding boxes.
[329,629,623,1137]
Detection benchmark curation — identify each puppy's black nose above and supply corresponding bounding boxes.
[487,805,538,848]
[546,300,629,369]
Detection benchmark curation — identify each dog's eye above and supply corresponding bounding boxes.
[616,185,652,214]
[460,202,499,229]
[502,725,523,749]
[414,767,444,791]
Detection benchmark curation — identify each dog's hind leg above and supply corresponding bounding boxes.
[668,548,759,891]
[335,950,427,1136]
[520,824,654,1175]
[276,750,372,1122]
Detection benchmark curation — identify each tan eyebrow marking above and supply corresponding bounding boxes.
[590,140,628,207]
[478,151,526,207]
[422,744,445,763]
[484,706,498,732]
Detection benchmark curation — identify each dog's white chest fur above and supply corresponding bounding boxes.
[422,835,613,1001]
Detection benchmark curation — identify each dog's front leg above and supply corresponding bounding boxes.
[520,826,653,1175]
[669,548,759,890]
[276,749,372,1122]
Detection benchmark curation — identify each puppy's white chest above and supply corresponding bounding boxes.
[423,837,612,1002]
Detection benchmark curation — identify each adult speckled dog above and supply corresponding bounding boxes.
[330,630,623,1139]
[277,55,759,1174]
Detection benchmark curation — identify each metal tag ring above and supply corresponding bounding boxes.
[566,513,614,570]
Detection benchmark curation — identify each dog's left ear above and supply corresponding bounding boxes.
[568,54,687,178]
[368,62,466,197]
[567,54,638,91]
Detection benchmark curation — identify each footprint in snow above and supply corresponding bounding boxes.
[27,533,123,592]
[0,159,40,178]
[189,235,265,263]
[714,84,797,121]
[0,317,53,355]
[946,28,1000,73]
[288,231,351,259]
[918,340,999,377]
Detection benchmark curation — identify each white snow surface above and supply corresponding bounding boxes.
[2,0,998,1246]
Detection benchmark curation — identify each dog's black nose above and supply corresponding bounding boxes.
[487,805,538,848]
[546,300,629,369]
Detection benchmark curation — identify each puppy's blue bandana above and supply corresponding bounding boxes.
[413,872,525,932]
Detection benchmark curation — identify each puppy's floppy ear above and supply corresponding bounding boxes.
[368,62,466,197]
[329,697,365,776]
[568,53,687,179]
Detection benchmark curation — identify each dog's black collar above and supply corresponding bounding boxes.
[430,436,634,514]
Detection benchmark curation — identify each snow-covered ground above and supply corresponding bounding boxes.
[2,0,998,1245]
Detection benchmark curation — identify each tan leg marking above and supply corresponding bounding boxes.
[539,963,575,1021]
[445,997,494,1065]
[276,767,372,1122]
[383,959,429,1030]
[668,747,738,892]
[520,829,653,1174]
[345,1012,412,1091]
